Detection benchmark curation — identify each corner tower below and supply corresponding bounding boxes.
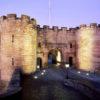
[77,23,100,71]
[0,14,37,93]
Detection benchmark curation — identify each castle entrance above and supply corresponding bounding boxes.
[48,49,62,66]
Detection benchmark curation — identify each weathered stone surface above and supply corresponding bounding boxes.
[0,13,100,94]
[0,14,37,94]
[77,26,100,71]
[37,26,77,67]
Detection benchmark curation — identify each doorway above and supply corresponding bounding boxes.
[69,57,73,67]
[37,57,42,69]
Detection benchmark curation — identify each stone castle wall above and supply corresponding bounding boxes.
[37,24,100,71]
[77,23,100,71]
[0,14,37,93]
[37,25,77,68]
[0,13,100,94]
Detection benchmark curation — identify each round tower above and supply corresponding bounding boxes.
[0,14,37,94]
[77,23,100,71]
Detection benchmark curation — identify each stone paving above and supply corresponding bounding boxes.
[21,68,90,100]
[67,68,100,92]
[1,67,100,100]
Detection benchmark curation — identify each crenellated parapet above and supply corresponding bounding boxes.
[37,23,100,33]
[38,25,74,33]
[0,14,37,27]
[7,14,17,19]
[79,23,100,29]
[38,23,99,33]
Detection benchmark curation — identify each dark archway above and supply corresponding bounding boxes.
[48,49,62,66]
[69,57,73,67]
[48,52,57,64]
[37,57,42,69]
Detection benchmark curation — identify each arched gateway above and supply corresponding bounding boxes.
[48,49,62,66]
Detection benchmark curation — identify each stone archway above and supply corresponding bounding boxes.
[48,49,62,66]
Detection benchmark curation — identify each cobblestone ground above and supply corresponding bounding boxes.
[21,68,90,100]
[0,68,90,100]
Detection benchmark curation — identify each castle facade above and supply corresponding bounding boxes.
[37,23,100,72]
[0,14,100,93]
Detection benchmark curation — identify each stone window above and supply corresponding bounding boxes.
[12,35,14,43]
[70,43,72,48]
[38,42,41,48]
[12,58,14,66]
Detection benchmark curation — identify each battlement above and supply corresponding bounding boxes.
[38,23,100,35]
[90,23,97,27]
[43,25,49,30]
[0,14,99,31]
[0,14,37,26]
[79,23,99,29]
[39,25,68,32]
[36,21,100,33]
[38,23,100,33]
[7,14,17,19]
[21,14,30,21]
[80,24,87,28]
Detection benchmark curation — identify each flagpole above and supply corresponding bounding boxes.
[49,0,51,26]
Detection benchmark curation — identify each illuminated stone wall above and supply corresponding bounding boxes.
[92,24,100,71]
[0,14,100,94]
[0,14,37,93]
[38,24,100,71]
[37,25,76,67]
[77,23,100,71]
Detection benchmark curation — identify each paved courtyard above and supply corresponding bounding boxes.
[21,68,90,100]
[2,67,100,100]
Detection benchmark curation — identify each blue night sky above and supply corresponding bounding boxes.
[0,0,100,27]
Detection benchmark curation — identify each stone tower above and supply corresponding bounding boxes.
[0,14,37,93]
[77,23,100,71]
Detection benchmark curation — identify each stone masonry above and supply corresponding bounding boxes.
[0,14,100,94]
[0,14,37,93]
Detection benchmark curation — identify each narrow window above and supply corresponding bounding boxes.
[38,43,41,48]
[12,58,14,66]
[70,43,72,48]
[12,35,14,43]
